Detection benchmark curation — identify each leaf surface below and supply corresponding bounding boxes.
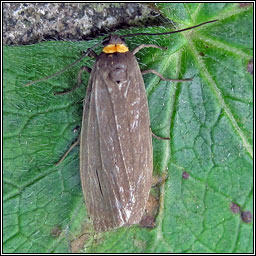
[3,3,253,253]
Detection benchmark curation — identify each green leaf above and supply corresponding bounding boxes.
[3,3,253,253]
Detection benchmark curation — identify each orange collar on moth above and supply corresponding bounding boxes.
[103,44,129,53]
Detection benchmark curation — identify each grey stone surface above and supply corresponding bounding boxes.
[3,3,161,45]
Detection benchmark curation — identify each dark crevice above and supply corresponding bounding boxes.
[95,169,103,197]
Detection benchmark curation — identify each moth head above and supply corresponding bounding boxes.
[102,35,128,53]
[102,35,126,46]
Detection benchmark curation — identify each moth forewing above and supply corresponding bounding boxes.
[80,39,153,231]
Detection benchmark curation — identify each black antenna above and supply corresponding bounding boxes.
[24,19,218,87]
[121,19,218,38]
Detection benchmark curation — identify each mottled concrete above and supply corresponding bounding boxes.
[3,3,161,45]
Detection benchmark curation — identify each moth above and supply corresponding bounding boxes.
[25,19,217,232]
[80,35,154,231]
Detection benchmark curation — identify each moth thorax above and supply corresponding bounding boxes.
[109,67,127,84]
